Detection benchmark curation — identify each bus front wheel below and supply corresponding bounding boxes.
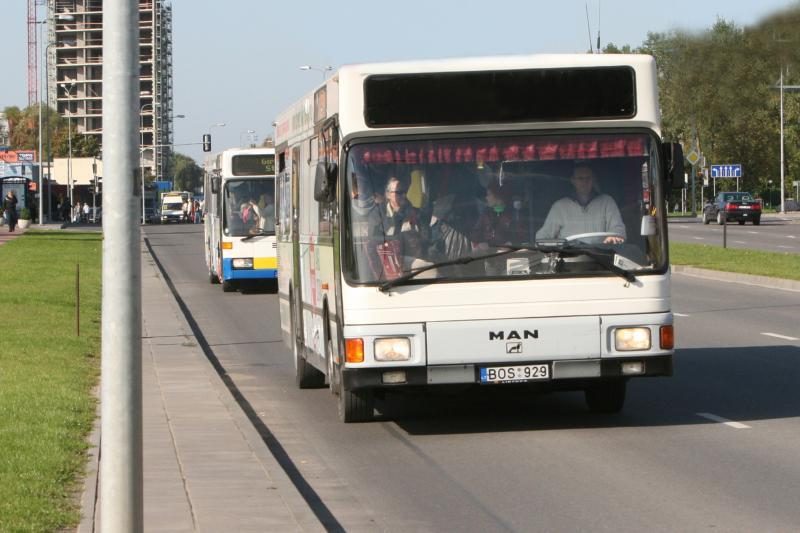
[222,280,236,292]
[585,380,626,413]
[337,383,375,423]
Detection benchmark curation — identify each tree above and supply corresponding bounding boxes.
[2,104,97,159]
[171,152,203,192]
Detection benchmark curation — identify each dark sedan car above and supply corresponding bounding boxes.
[702,191,761,225]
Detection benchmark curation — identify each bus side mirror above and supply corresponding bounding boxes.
[664,142,685,189]
[314,161,338,202]
[211,176,220,194]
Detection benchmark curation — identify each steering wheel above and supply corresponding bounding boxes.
[565,232,621,243]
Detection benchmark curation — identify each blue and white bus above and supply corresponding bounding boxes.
[204,147,277,292]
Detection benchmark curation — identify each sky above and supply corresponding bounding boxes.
[2,0,799,165]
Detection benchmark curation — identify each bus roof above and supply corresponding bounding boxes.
[274,54,661,145]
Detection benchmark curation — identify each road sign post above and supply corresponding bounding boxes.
[710,164,743,195]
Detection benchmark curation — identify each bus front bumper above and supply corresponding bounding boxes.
[342,355,673,391]
[222,258,277,280]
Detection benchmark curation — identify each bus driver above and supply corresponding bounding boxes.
[536,162,626,244]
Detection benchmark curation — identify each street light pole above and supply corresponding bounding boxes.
[240,129,255,147]
[140,103,153,225]
[779,68,785,214]
[60,82,76,215]
[299,64,333,81]
[207,122,226,155]
[37,18,46,225]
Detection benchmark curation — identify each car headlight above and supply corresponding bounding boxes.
[614,327,651,351]
[232,258,254,269]
[374,337,411,361]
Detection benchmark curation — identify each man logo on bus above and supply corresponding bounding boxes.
[489,330,538,340]
[507,342,523,354]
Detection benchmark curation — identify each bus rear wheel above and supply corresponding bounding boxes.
[291,298,324,389]
[585,380,627,413]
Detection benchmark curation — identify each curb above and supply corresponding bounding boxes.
[672,265,800,293]
[77,397,101,533]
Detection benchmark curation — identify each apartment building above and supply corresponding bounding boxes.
[47,0,174,182]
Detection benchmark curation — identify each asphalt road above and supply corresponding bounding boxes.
[144,224,800,532]
[668,215,800,254]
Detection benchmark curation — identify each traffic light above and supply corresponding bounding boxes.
[202,134,211,152]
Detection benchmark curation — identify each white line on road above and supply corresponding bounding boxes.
[761,332,800,341]
[674,312,690,317]
[678,225,690,229]
[692,236,705,240]
[697,412,751,429]
[747,231,759,234]
[787,235,796,239]
[733,240,746,244]
[777,245,794,249]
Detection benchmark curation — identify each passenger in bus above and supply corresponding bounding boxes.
[367,176,434,277]
[240,199,260,234]
[376,177,426,251]
[256,193,275,232]
[535,162,626,244]
[470,179,525,248]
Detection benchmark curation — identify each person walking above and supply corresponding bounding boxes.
[82,202,90,223]
[3,190,19,232]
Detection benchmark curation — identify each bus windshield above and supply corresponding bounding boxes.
[223,178,275,237]
[343,132,665,284]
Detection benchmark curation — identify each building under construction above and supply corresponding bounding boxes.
[45,0,174,183]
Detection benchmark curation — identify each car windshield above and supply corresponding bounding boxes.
[223,178,275,237]
[721,192,754,202]
[343,132,667,285]
[164,201,182,211]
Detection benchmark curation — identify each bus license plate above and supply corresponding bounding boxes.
[480,364,549,384]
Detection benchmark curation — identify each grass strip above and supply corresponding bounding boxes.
[670,241,800,281]
[0,231,101,532]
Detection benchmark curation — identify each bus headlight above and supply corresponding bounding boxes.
[374,337,411,361]
[614,328,651,351]
[232,258,253,269]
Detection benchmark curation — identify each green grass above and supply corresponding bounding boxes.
[0,231,101,532]
[670,241,800,281]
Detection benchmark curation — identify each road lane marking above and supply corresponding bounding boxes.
[697,412,751,429]
[674,313,690,317]
[787,235,796,239]
[777,245,793,249]
[747,231,759,234]
[761,332,799,341]
[733,240,746,244]
[692,236,705,240]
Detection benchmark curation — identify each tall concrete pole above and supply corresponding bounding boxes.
[101,0,142,530]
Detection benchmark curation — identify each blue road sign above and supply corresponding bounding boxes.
[710,164,742,178]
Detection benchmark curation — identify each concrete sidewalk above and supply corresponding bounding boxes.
[78,241,325,532]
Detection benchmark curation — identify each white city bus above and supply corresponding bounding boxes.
[274,54,684,422]
[204,147,277,292]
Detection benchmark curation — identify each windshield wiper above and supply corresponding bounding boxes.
[241,230,269,241]
[378,245,541,292]
[539,240,637,283]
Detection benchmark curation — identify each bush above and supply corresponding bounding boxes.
[20,207,32,219]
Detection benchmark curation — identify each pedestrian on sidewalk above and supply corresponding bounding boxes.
[3,190,19,232]
[82,202,90,223]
